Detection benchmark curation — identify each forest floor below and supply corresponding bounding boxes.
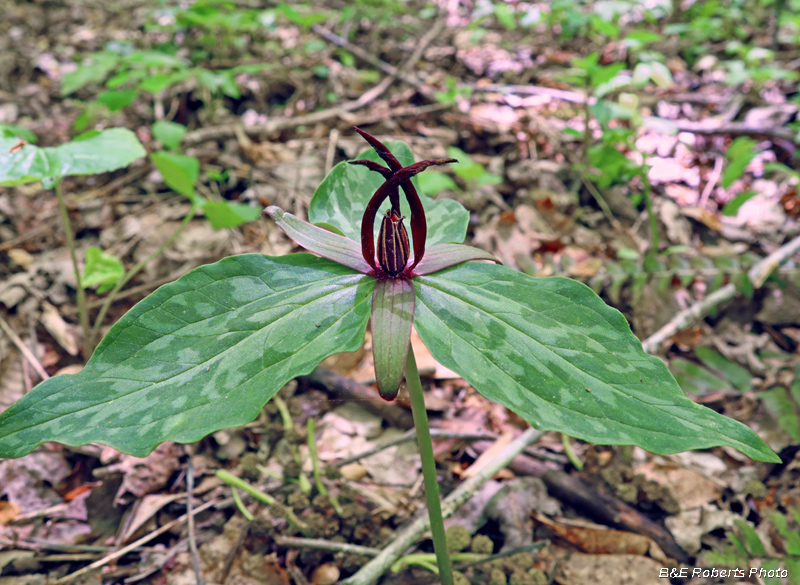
[1,1,799,584]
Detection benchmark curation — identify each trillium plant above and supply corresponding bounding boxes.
[0,128,778,584]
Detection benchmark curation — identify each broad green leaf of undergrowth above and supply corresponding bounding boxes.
[413,262,778,462]
[151,151,199,198]
[82,246,124,293]
[61,51,120,95]
[0,123,37,142]
[152,121,187,150]
[0,128,145,186]
[308,141,469,248]
[203,199,261,229]
[0,254,374,458]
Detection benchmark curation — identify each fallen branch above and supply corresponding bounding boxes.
[642,233,800,353]
[340,428,543,585]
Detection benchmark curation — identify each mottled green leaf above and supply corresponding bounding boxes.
[309,141,469,248]
[413,263,779,462]
[0,128,145,186]
[0,254,374,458]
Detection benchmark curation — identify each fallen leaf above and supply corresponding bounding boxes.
[40,301,79,356]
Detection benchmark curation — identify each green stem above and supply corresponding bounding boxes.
[232,487,254,521]
[216,470,310,535]
[87,205,196,353]
[307,419,343,515]
[55,181,91,361]
[391,552,486,574]
[560,433,583,470]
[641,170,660,254]
[274,395,311,493]
[405,347,454,585]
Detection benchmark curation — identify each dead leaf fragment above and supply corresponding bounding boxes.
[40,301,79,356]
[7,248,34,269]
[0,501,21,525]
[535,514,656,556]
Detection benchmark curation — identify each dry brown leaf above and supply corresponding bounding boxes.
[535,513,656,556]
[40,301,78,356]
[681,206,723,231]
[0,501,21,526]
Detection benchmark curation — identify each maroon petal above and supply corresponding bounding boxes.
[353,127,403,171]
[360,159,456,272]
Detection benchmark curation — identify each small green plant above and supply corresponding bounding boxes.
[704,507,800,585]
[0,128,779,585]
[0,128,146,358]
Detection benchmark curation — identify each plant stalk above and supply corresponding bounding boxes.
[641,171,660,255]
[87,205,196,353]
[405,346,454,585]
[55,181,91,361]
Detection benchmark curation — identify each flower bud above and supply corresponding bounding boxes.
[376,209,410,277]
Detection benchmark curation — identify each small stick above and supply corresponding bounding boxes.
[217,521,250,584]
[54,499,220,585]
[340,427,544,585]
[185,451,205,585]
[324,127,339,174]
[642,233,800,353]
[698,155,724,207]
[274,536,380,556]
[0,315,49,381]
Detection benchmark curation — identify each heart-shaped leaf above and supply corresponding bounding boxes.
[0,254,374,458]
[308,141,469,247]
[413,262,778,462]
[0,128,146,186]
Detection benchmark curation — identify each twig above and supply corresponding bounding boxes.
[304,367,414,430]
[474,83,591,104]
[0,315,49,381]
[340,427,544,585]
[274,536,380,556]
[642,233,800,353]
[324,127,339,174]
[54,180,90,360]
[699,155,724,207]
[217,521,249,584]
[326,429,510,469]
[671,119,796,143]
[54,499,220,585]
[312,25,420,89]
[185,451,204,585]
